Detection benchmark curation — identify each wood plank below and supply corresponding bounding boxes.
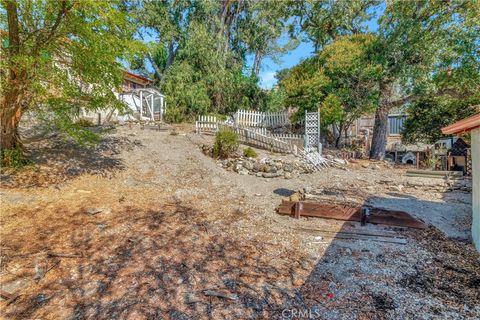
[278,201,427,229]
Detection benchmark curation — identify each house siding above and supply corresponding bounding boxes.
[472,127,480,251]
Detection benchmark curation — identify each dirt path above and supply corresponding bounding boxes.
[1,125,478,319]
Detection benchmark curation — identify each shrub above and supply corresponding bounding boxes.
[75,118,95,127]
[243,147,257,158]
[1,148,33,170]
[212,128,239,159]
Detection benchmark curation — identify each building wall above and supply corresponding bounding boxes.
[472,127,480,251]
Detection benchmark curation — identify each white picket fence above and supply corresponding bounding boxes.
[220,124,293,153]
[271,133,304,142]
[234,110,289,128]
[195,115,218,134]
[195,114,299,154]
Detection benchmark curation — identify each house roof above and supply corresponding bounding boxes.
[441,113,480,135]
[124,71,152,85]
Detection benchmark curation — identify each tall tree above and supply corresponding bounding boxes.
[0,0,136,151]
[132,0,292,120]
[279,34,380,147]
[293,0,376,50]
[369,0,480,159]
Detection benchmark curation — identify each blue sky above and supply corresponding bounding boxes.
[254,4,383,89]
[135,5,384,89]
[254,41,315,89]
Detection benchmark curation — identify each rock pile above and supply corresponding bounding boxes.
[218,157,314,179]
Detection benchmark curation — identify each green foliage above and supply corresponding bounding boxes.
[130,0,295,120]
[279,34,379,144]
[1,148,33,169]
[213,128,239,159]
[243,147,258,158]
[0,0,139,147]
[294,0,377,49]
[75,118,95,128]
[263,87,287,112]
[402,97,479,144]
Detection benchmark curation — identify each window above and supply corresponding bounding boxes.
[388,116,406,135]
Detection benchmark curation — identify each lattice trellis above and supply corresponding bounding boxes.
[304,111,321,152]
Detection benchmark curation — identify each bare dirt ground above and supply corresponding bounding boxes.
[1,124,479,319]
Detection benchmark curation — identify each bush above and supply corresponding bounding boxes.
[75,118,95,127]
[1,148,33,170]
[243,147,257,158]
[212,128,239,159]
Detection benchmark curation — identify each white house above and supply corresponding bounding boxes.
[442,113,480,251]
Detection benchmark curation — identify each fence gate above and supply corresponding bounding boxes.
[304,111,321,153]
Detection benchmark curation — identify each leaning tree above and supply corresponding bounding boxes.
[368,0,480,159]
[0,0,136,151]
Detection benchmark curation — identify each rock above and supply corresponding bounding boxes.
[252,162,262,173]
[243,160,254,170]
[86,208,103,215]
[203,289,238,300]
[260,164,270,173]
[361,163,370,168]
[333,158,346,165]
[267,166,277,173]
[392,185,404,192]
[234,163,243,173]
[86,207,111,215]
[185,293,201,304]
[256,172,263,177]
[238,168,249,175]
[283,163,294,172]
[284,172,292,179]
[262,172,281,178]
[289,193,300,202]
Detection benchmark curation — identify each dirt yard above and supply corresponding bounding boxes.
[1,124,479,319]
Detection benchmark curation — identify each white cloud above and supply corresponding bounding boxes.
[259,71,277,89]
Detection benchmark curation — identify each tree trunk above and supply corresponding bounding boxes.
[334,122,344,148]
[1,0,23,151]
[1,92,23,151]
[252,50,263,77]
[369,104,389,160]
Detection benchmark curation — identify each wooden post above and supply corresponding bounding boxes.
[294,202,302,219]
[139,91,143,118]
[151,94,154,121]
[416,151,420,169]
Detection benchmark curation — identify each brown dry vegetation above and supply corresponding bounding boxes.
[1,124,479,319]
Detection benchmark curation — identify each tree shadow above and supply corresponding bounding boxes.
[266,191,479,319]
[0,132,141,188]
[273,188,296,197]
[1,194,478,319]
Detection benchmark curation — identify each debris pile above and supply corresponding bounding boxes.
[201,144,347,178]
[217,157,311,179]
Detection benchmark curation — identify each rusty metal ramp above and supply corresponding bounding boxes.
[277,200,427,229]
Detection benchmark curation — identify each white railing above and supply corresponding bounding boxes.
[272,133,304,141]
[234,110,289,128]
[220,124,293,153]
[195,115,219,134]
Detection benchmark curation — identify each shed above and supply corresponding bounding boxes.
[442,113,480,251]
[447,138,470,174]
